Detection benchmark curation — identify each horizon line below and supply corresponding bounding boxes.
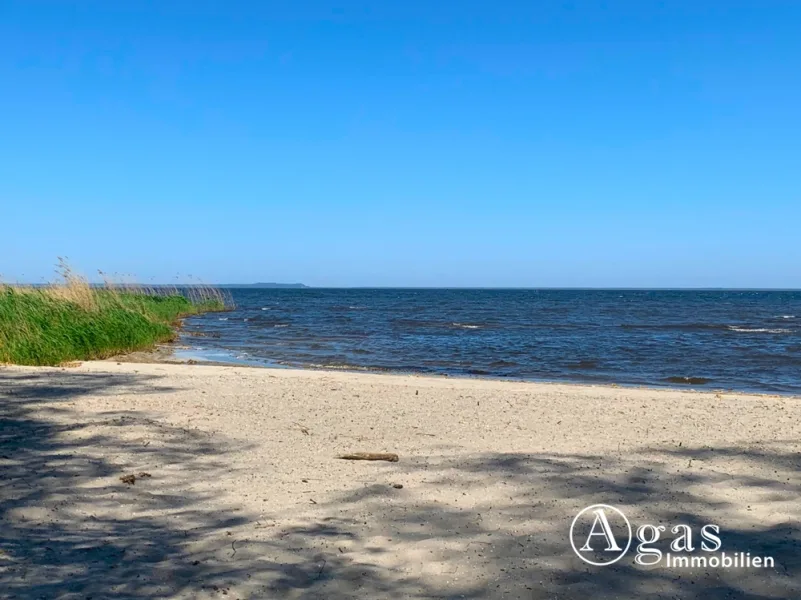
[9,283,801,291]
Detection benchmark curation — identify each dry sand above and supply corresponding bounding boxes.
[1,362,799,598]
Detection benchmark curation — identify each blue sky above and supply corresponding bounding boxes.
[2,1,799,287]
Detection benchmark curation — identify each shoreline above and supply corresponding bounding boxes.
[109,342,801,399]
[3,360,800,598]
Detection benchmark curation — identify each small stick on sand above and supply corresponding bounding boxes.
[293,422,310,435]
[336,452,399,462]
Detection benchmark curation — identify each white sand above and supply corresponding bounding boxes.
[1,362,799,598]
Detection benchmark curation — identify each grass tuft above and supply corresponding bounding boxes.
[0,261,231,366]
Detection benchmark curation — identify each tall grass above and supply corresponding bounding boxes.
[0,260,232,366]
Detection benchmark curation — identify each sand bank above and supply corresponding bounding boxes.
[1,362,799,598]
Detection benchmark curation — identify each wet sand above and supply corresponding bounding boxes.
[2,361,799,598]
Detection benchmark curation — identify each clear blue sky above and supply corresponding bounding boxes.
[2,1,799,287]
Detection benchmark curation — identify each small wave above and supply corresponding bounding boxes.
[218,317,228,321]
[620,323,729,332]
[567,360,599,370]
[393,318,486,331]
[329,305,367,312]
[274,324,289,328]
[776,315,796,319]
[261,307,270,311]
[392,318,431,328]
[250,315,291,326]
[310,362,373,371]
[489,359,520,368]
[728,326,791,334]
[664,376,712,385]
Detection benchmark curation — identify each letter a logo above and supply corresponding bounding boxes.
[570,504,632,566]
[580,508,623,551]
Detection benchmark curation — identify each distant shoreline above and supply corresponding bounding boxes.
[9,284,801,291]
[218,283,309,289]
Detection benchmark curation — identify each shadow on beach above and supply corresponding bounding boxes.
[1,369,799,598]
[1,370,253,598]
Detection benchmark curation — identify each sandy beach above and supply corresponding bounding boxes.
[2,362,800,598]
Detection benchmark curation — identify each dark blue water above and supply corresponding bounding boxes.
[179,289,801,394]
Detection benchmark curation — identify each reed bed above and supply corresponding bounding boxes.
[0,260,232,366]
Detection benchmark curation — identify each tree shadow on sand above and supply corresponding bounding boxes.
[259,448,801,598]
[2,368,799,598]
[0,369,260,598]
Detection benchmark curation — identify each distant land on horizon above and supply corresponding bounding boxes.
[17,283,801,291]
[219,282,309,289]
[63,282,311,289]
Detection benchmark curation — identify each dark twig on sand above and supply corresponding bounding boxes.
[336,452,399,462]
[119,472,152,485]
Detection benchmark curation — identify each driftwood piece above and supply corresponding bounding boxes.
[119,472,152,485]
[336,452,399,463]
